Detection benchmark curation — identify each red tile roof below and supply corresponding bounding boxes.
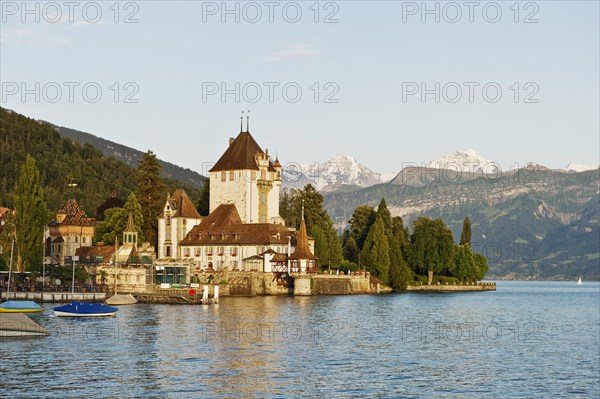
[75,245,115,261]
[209,131,276,172]
[180,204,295,246]
[48,199,95,227]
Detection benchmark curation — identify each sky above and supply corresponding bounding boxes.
[1,0,599,176]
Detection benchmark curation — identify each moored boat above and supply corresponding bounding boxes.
[0,300,44,313]
[0,312,49,337]
[53,302,118,317]
[105,293,137,305]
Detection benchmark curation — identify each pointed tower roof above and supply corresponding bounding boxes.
[168,189,201,218]
[209,131,275,172]
[289,218,317,260]
[124,212,136,233]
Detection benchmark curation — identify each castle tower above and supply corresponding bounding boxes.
[208,126,283,224]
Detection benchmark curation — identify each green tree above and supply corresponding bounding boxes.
[360,216,391,283]
[0,210,15,271]
[14,155,48,272]
[348,205,376,250]
[291,185,342,269]
[136,151,165,249]
[338,259,358,274]
[460,216,472,245]
[343,235,360,264]
[474,253,488,281]
[454,244,476,282]
[408,217,455,280]
[196,179,210,216]
[95,192,144,245]
[96,196,125,221]
[377,198,392,236]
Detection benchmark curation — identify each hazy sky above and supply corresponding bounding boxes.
[1,1,598,175]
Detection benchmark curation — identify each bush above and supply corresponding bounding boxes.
[338,260,358,274]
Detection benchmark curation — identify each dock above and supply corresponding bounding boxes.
[1,291,107,303]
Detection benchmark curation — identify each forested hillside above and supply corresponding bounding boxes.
[0,108,201,218]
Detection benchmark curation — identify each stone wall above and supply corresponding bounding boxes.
[406,282,496,292]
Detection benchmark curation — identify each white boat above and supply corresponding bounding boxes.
[0,312,49,337]
[105,293,137,305]
[577,277,583,285]
[53,302,118,317]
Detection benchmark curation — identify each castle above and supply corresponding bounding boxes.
[155,122,315,283]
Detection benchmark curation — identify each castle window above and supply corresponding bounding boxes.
[166,216,171,226]
[184,248,190,257]
[195,248,201,257]
[229,171,234,181]
[166,246,171,257]
[221,171,226,181]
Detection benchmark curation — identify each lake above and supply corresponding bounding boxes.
[1,281,598,398]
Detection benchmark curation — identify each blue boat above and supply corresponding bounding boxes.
[0,300,44,313]
[53,302,118,317]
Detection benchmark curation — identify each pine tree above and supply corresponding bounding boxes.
[136,151,165,249]
[408,217,455,279]
[343,235,359,264]
[376,198,392,236]
[348,205,376,250]
[460,216,472,246]
[14,155,48,272]
[196,179,210,216]
[360,216,390,283]
[292,185,342,269]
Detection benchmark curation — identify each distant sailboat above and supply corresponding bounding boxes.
[577,277,583,285]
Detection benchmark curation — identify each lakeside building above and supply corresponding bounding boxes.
[77,213,155,291]
[45,199,96,266]
[155,124,315,284]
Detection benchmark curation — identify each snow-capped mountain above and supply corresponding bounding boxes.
[282,154,387,190]
[426,148,498,173]
[562,162,599,173]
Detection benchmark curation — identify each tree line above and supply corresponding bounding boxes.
[280,185,488,290]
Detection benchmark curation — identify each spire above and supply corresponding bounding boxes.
[301,199,305,221]
[240,110,244,133]
[246,109,250,132]
[124,212,136,232]
[289,215,316,260]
